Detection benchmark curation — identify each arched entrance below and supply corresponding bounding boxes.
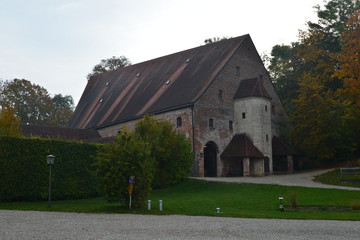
[204,141,218,177]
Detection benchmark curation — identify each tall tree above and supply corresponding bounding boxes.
[50,94,75,127]
[290,2,360,161]
[87,55,131,79]
[0,79,53,126]
[0,79,75,127]
[268,0,360,114]
[0,106,22,137]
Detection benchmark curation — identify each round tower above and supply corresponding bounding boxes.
[233,78,272,175]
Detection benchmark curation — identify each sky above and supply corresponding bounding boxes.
[0,0,324,105]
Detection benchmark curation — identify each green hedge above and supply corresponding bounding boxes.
[0,137,101,202]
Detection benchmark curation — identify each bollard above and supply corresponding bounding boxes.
[159,200,163,211]
[216,208,220,213]
[278,196,284,211]
[147,200,151,210]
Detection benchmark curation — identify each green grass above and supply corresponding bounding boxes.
[1,179,360,220]
[314,169,360,188]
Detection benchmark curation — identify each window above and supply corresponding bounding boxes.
[265,105,268,112]
[242,112,246,119]
[209,118,214,129]
[236,66,240,76]
[266,134,269,142]
[272,105,275,114]
[176,117,182,128]
[218,90,223,102]
[229,121,233,130]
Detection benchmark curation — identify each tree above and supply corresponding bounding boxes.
[0,79,53,126]
[289,2,360,162]
[204,36,228,45]
[0,106,22,137]
[267,0,360,115]
[50,94,75,127]
[135,115,193,188]
[95,115,194,207]
[87,56,131,79]
[334,10,360,111]
[0,79,75,127]
[95,128,154,207]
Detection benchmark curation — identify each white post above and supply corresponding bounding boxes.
[216,208,220,213]
[147,200,151,210]
[159,200,163,211]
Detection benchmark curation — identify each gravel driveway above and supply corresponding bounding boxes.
[194,169,360,191]
[1,210,360,240]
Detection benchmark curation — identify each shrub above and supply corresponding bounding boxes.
[95,115,194,208]
[95,129,155,208]
[135,115,193,188]
[0,137,100,202]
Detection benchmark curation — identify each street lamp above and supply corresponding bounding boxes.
[47,155,55,207]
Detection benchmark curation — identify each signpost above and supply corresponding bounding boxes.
[128,176,135,209]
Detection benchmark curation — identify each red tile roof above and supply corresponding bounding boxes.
[234,78,271,100]
[70,35,250,129]
[220,134,264,159]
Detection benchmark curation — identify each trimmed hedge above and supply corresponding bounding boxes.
[0,137,101,202]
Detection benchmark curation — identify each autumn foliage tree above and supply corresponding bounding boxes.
[289,2,360,162]
[0,79,74,127]
[265,0,360,163]
[0,106,22,137]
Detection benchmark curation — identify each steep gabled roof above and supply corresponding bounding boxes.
[220,133,264,159]
[70,35,249,129]
[234,78,271,100]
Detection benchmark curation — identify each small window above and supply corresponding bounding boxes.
[242,112,246,119]
[272,105,275,114]
[209,118,214,129]
[266,134,269,142]
[218,90,223,102]
[265,105,268,112]
[236,66,240,76]
[229,121,233,130]
[176,117,182,128]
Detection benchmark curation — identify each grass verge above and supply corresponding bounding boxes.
[314,169,360,188]
[1,179,359,220]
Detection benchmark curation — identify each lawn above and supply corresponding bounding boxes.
[1,179,359,220]
[314,168,360,188]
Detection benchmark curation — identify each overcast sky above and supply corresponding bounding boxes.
[0,0,324,105]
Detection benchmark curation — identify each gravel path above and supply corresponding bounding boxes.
[1,210,360,240]
[193,169,360,191]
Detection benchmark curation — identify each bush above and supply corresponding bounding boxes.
[95,115,194,208]
[95,128,155,208]
[135,115,193,188]
[0,137,100,202]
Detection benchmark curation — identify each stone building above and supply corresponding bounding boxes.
[69,34,293,177]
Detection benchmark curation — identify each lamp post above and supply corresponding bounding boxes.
[47,155,55,207]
